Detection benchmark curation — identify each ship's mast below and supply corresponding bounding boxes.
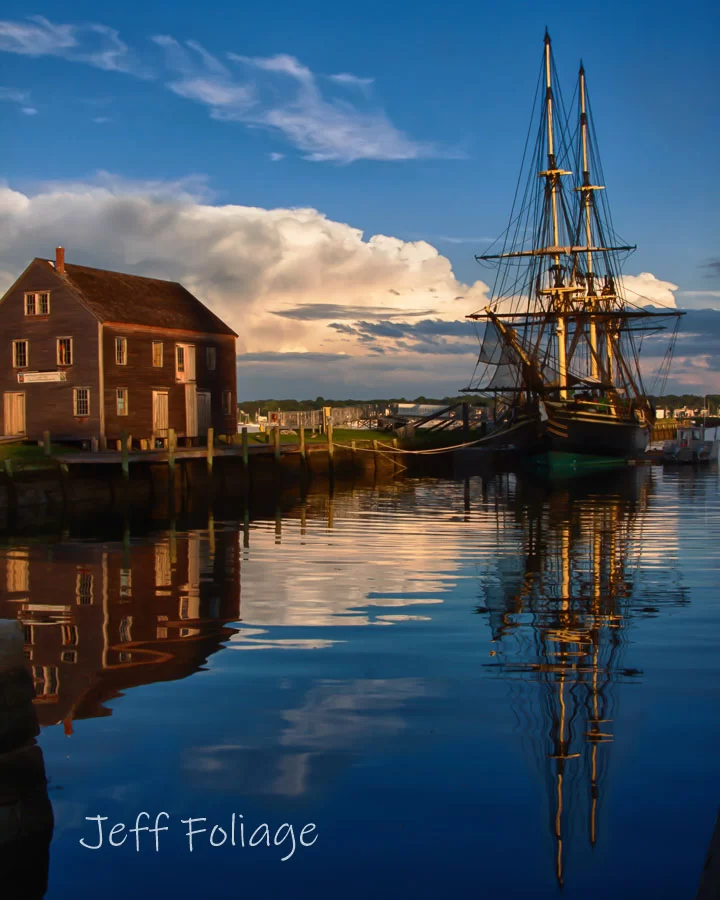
[578,63,600,381]
[544,31,568,400]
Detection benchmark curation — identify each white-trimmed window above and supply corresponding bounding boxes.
[222,390,233,416]
[76,570,93,604]
[24,292,50,316]
[57,337,73,366]
[12,340,28,368]
[73,387,90,417]
[206,346,217,371]
[115,337,127,365]
[175,343,196,381]
[152,341,163,367]
[116,388,128,416]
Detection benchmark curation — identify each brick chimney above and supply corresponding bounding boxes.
[55,246,65,274]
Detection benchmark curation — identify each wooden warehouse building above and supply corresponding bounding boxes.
[0,248,237,445]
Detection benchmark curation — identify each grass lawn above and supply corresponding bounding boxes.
[0,440,82,470]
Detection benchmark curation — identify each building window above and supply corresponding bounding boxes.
[206,346,217,371]
[61,625,79,646]
[24,292,50,316]
[115,337,127,365]
[119,616,133,643]
[222,391,233,416]
[76,570,94,604]
[73,388,90,417]
[6,550,29,593]
[116,388,128,416]
[12,340,28,368]
[175,343,196,381]
[120,568,132,597]
[57,337,73,366]
[152,341,163,367]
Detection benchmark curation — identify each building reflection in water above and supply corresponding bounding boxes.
[477,467,689,887]
[0,519,241,730]
[0,622,54,899]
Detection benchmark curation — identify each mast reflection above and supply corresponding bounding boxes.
[479,467,688,887]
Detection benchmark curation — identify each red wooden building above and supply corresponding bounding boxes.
[0,248,237,444]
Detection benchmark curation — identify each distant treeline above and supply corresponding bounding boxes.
[649,394,720,409]
[238,394,720,417]
[238,395,490,417]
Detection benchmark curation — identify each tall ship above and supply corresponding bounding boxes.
[463,32,684,462]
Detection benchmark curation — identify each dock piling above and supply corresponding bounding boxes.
[273,424,281,462]
[241,427,249,466]
[43,431,52,457]
[120,431,130,481]
[327,420,334,477]
[206,427,214,474]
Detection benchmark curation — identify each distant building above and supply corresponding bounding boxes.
[0,248,237,444]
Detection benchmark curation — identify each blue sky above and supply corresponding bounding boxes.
[1,0,719,397]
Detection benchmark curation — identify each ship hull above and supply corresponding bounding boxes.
[542,406,649,458]
[482,406,649,461]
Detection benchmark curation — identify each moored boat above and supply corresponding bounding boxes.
[663,422,720,464]
[462,32,684,465]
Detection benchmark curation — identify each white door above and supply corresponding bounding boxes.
[197,392,211,435]
[3,392,26,436]
[185,383,198,438]
[152,391,169,437]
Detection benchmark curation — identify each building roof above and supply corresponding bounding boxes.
[39,258,237,337]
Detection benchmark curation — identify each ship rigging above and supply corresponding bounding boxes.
[463,32,684,459]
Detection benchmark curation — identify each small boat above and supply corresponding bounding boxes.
[663,423,720,464]
[462,32,684,466]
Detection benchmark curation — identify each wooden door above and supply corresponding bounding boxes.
[186,345,196,382]
[185,383,198,438]
[197,391,211,435]
[152,391,169,438]
[3,392,26,436]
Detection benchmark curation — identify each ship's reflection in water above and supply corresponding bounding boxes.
[478,468,690,887]
[0,468,717,899]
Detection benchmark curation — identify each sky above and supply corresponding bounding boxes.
[0,0,718,399]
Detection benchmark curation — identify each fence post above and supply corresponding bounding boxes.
[43,431,52,457]
[206,426,214,474]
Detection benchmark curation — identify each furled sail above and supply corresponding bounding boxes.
[474,320,525,391]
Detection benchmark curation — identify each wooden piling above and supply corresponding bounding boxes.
[372,439,379,474]
[120,431,129,481]
[351,440,356,468]
[168,428,176,475]
[43,431,51,457]
[206,427,214,474]
[327,420,334,474]
[241,427,249,466]
[462,401,470,440]
[299,426,306,462]
[273,424,281,461]
[392,437,399,473]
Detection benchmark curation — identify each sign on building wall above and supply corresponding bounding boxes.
[17,371,67,384]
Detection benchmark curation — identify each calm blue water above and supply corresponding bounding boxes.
[2,466,719,899]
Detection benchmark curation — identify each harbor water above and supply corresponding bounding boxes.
[1,466,718,899]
